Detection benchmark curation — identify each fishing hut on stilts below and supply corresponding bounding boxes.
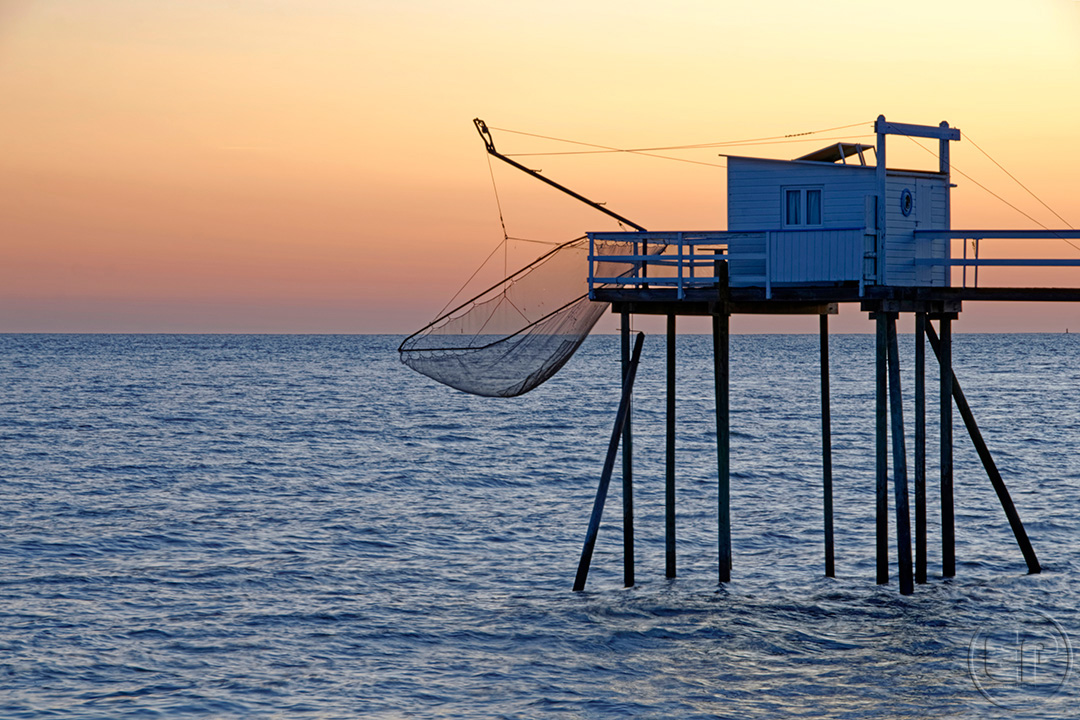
[400,116,1080,595]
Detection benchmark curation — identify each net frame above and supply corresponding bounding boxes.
[398,235,645,397]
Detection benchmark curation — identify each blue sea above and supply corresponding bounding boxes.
[2,333,1078,718]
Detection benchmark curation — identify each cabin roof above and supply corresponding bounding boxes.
[723,153,946,178]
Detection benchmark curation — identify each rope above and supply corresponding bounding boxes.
[431,238,507,321]
[484,152,510,277]
[485,152,509,240]
[507,236,560,246]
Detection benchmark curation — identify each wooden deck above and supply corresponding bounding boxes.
[593,284,1080,316]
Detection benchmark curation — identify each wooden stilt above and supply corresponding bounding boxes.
[666,314,677,579]
[924,323,1041,575]
[713,310,731,583]
[620,310,635,588]
[937,316,956,577]
[886,315,915,595]
[875,313,889,584]
[914,313,927,584]
[820,314,835,578]
[574,332,646,592]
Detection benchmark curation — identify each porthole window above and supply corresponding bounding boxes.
[900,188,914,217]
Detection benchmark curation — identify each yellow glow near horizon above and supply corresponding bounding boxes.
[1,0,1079,332]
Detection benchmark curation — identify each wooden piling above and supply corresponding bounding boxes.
[820,314,835,578]
[714,309,731,583]
[924,323,1041,575]
[937,316,956,577]
[886,314,915,595]
[875,313,889,585]
[914,313,927,584]
[574,332,646,592]
[666,313,677,579]
[620,310,635,588]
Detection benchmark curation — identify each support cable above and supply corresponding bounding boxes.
[490,121,872,168]
[511,133,874,157]
[492,121,870,153]
[965,134,1075,229]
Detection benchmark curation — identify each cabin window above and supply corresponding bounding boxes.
[785,190,800,225]
[806,189,822,224]
[782,186,823,228]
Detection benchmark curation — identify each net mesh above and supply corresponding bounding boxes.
[398,236,638,397]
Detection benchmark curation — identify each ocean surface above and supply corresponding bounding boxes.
[2,333,1079,718]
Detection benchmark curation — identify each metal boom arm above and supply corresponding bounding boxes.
[474,118,647,232]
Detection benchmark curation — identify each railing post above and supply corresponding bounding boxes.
[634,239,640,290]
[963,238,968,288]
[765,232,772,299]
[678,232,685,299]
[588,233,595,299]
[642,236,649,290]
[689,235,696,283]
[974,238,980,288]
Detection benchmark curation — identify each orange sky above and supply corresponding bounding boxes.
[2,0,1080,333]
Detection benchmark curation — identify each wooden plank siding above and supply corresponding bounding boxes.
[884,172,949,287]
[728,157,873,288]
[728,157,876,231]
[769,230,863,283]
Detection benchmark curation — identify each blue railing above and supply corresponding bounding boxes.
[913,230,1080,288]
[588,231,741,300]
[588,228,865,299]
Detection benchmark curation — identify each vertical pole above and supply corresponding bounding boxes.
[914,312,927,584]
[875,115,888,286]
[666,314,677,579]
[574,332,646,592]
[820,314,835,578]
[886,315,915,596]
[939,121,952,249]
[620,309,635,588]
[875,312,889,584]
[714,309,731,583]
[939,316,955,577]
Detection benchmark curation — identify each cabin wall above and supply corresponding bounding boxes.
[726,157,875,286]
[727,157,876,230]
[884,172,949,287]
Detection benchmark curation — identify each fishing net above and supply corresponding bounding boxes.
[398,236,641,397]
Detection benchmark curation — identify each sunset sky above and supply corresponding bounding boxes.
[2,0,1080,333]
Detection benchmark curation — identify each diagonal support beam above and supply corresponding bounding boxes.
[574,332,646,592]
[924,324,1041,575]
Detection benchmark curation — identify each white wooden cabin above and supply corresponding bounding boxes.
[726,117,958,292]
